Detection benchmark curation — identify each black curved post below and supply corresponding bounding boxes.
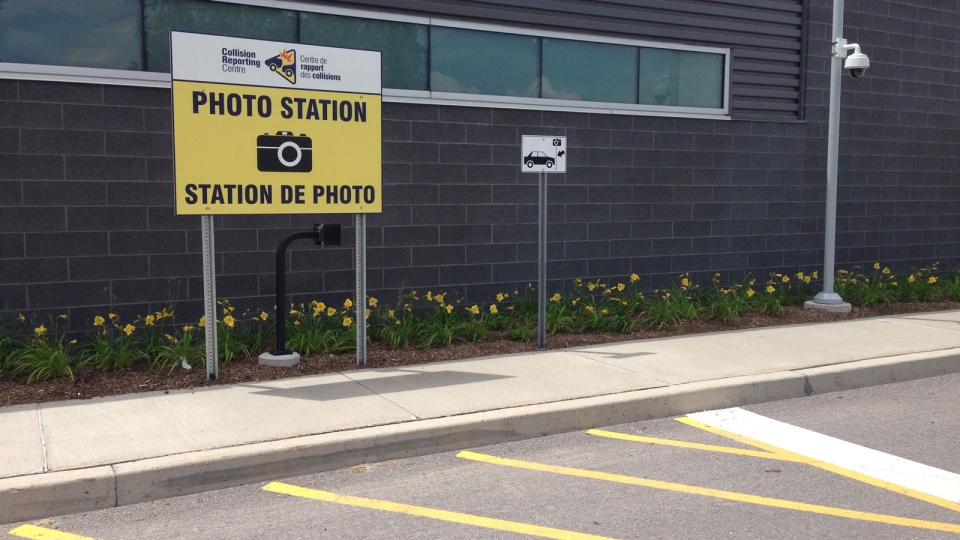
[272,230,318,355]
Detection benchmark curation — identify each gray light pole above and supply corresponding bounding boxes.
[807,0,866,313]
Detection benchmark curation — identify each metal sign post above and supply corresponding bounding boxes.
[200,215,218,380]
[521,135,567,349]
[356,214,367,365]
[537,171,547,348]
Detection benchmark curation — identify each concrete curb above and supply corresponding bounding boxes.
[3,348,959,525]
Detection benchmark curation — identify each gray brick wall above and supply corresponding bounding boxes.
[1,0,959,327]
[799,0,960,271]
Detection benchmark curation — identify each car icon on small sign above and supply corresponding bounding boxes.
[524,151,555,169]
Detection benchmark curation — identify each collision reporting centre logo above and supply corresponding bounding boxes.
[265,48,297,84]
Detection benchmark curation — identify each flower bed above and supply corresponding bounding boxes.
[2,263,959,386]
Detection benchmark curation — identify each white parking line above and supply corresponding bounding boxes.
[687,407,960,505]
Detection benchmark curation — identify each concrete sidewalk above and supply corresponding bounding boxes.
[3,310,960,524]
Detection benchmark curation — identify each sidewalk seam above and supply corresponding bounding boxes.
[341,373,421,420]
[883,318,960,334]
[36,404,48,473]
[111,465,119,507]
[565,351,672,385]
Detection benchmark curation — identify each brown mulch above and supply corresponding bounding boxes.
[2,301,959,408]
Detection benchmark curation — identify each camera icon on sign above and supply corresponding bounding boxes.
[257,132,312,173]
[552,138,562,146]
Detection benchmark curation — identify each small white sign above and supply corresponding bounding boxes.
[521,135,567,173]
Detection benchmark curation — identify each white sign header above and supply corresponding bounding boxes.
[170,31,381,94]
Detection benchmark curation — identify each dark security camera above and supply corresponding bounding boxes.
[848,67,867,79]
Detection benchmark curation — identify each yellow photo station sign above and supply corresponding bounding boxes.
[171,31,382,215]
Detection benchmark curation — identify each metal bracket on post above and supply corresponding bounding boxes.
[200,215,218,380]
[355,214,367,365]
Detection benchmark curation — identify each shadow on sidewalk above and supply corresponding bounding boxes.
[246,369,513,402]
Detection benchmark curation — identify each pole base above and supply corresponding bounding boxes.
[258,351,301,367]
[804,300,852,313]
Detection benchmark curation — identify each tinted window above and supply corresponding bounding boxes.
[0,0,142,70]
[542,38,638,104]
[143,0,296,72]
[300,13,427,91]
[430,27,539,97]
[639,48,724,108]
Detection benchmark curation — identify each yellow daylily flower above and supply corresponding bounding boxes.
[469,305,480,315]
[260,311,269,321]
[123,324,135,336]
[94,315,105,326]
[489,304,498,314]
[368,297,378,307]
[343,298,353,308]
[223,315,235,328]
[327,307,337,317]
[630,273,640,283]
[342,317,353,327]
[766,285,776,293]
[34,325,47,337]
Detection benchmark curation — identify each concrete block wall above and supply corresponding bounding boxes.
[2,0,959,327]
[800,0,960,269]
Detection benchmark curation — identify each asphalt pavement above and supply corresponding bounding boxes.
[2,310,960,524]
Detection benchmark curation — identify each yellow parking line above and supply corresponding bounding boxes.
[457,451,960,535]
[262,481,616,540]
[7,524,97,540]
[586,429,804,462]
[677,416,960,514]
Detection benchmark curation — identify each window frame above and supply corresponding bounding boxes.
[0,0,731,119]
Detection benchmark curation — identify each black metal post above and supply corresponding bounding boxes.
[272,231,318,355]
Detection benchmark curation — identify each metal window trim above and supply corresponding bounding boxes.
[394,90,729,119]
[210,0,430,24]
[0,62,171,88]
[0,62,729,118]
